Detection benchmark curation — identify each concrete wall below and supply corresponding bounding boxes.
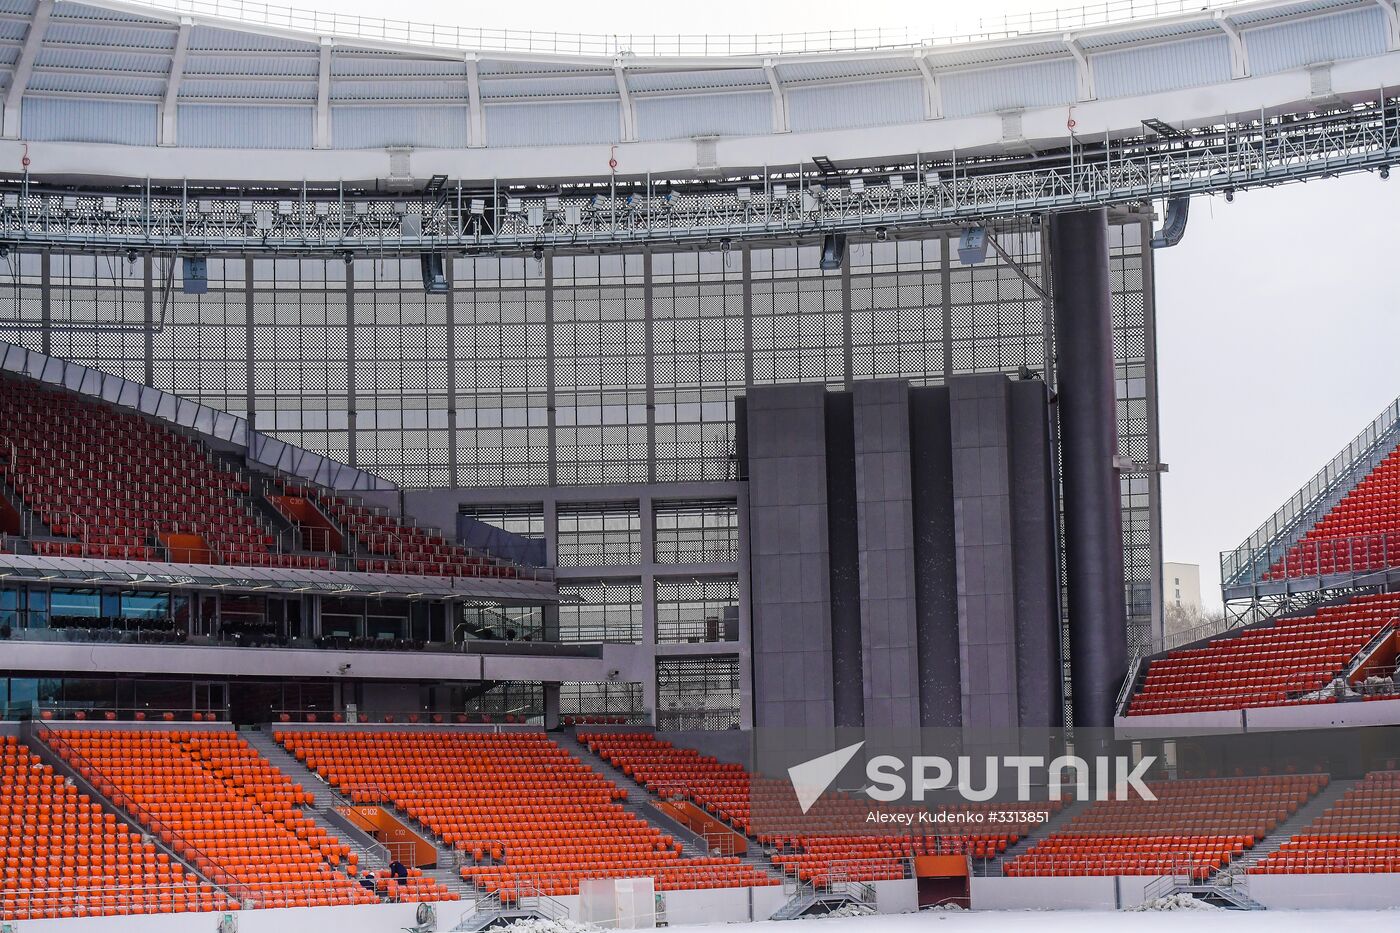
[1116,696,1400,738]
[972,875,1117,910]
[1250,873,1400,909]
[6,901,474,933]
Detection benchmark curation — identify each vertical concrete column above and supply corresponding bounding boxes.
[1050,208,1129,730]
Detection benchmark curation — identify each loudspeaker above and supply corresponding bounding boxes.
[819,233,845,271]
[420,252,447,293]
[181,256,208,295]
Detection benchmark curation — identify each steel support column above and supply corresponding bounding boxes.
[1050,208,1128,731]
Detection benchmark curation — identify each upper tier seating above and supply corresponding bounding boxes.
[578,731,1053,884]
[1267,444,1400,581]
[0,373,305,568]
[50,730,415,909]
[1125,594,1400,716]
[0,735,232,921]
[0,373,521,579]
[275,731,778,898]
[1253,771,1400,873]
[1005,774,1324,879]
[285,483,519,580]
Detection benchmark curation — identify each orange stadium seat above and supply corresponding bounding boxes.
[47,730,454,909]
[1126,593,1400,715]
[1005,775,1323,879]
[1267,445,1400,581]
[0,735,232,921]
[276,730,778,898]
[1254,771,1400,873]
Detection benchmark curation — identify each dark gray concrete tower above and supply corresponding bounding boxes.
[1050,208,1129,729]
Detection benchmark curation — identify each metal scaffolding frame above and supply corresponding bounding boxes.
[0,102,1395,254]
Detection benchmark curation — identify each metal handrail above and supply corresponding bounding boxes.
[1223,396,1400,587]
[32,722,255,905]
[1225,529,1400,590]
[125,0,1258,57]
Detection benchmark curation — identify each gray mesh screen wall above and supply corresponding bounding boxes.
[0,220,1161,652]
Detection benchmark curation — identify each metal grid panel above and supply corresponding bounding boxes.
[352,256,451,486]
[652,249,743,482]
[653,499,739,564]
[556,502,641,567]
[556,579,642,643]
[656,655,740,730]
[850,239,943,382]
[250,258,350,465]
[153,257,247,417]
[452,254,549,488]
[552,253,648,485]
[40,253,145,383]
[655,577,739,644]
[751,245,845,386]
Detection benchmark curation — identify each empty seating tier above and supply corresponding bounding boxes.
[290,483,519,580]
[0,373,292,568]
[1005,775,1323,879]
[0,735,232,921]
[1268,444,1400,581]
[1253,771,1400,873]
[579,731,1052,884]
[276,730,778,897]
[49,730,389,909]
[1125,593,1400,716]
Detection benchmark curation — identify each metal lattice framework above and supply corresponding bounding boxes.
[0,103,1396,254]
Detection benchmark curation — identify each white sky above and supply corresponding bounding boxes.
[297,0,1400,609]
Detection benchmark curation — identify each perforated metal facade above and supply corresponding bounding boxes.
[0,219,1162,714]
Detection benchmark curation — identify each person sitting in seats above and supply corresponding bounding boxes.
[389,858,409,881]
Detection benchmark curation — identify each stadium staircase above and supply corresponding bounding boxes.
[973,798,1093,876]
[19,726,221,894]
[239,728,476,901]
[1228,776,1358,872]
[553,731,787,882]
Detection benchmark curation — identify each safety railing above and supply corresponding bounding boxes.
[32,721,256,905]
[986,852,1227,880]
[656,708,741,732]
[1224,531,1400,589]
[128,0,1258,56]
[25,704,227,722]
[1223,397,1400,588]
[272,708,542,726]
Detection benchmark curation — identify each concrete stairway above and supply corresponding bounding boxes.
[1231,775,1358,872]
[238,726,476,899]
[553,731,787,882]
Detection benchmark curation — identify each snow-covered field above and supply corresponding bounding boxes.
[654,910,1394,933]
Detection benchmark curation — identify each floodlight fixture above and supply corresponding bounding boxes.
[888,174,905,189]
[849,177,865,194]
[772,184,788,199]
[506,197,523,212]
[736,186,752,202]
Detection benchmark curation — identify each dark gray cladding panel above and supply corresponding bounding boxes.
[825,391,865,729]
[852,379,920,731]
[745,383,836,730]
[948,373,1020,730]
[910,385,961,729]
[1008,379,1063,729]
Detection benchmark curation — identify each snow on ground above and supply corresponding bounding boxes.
[655,909,1395,933]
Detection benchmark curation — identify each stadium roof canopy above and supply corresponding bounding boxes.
[1,0,1398,184]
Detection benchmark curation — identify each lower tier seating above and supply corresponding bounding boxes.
[0,735,232,921]
[1253,771,1400,873]
[1005,775,1324,878]
[276,730,778,898]
[579,731,1053,884]
[1126,593,1400,715]
[50,730,420,909]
